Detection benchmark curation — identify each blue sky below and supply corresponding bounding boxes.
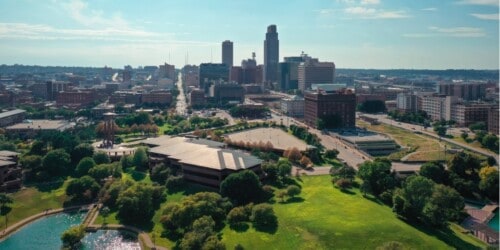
[0,0,498,69]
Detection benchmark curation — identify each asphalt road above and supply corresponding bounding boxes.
[175,72,187,116]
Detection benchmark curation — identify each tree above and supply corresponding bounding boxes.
[448,152,481,181]
[160,192,232,231]
[71,143,94,164]
[75,157,96,176]
[61,225,85,249]
[283,147,301,162]
[469,122,486,131]
[100,206,110,224]
[42,149,71,176]
[250,204,278,231]
[277,159,292,179]
[262,162,279,181]
[481,134,499,152]
[299,156,312,168]
[286,185,301,199]
[88,163,122,180]
[392,176,435,220]
[132,147,149,169]
[433,125,447,137]
[116,183,166,224]
[150,163,171,185]
[66,176,101,202]
[357,159,396,196]
[227,206,251,226]
[419,161,447,184]
[0,193,13,229]
[93,151,111,165]
[220,170,263,205]
[324,149,339,159]
[330,165,356,181]
[422,184,464,227]
[202,235,226,250]
[478,166,499,200]
[20,155,42,170]
[120,154,134,169]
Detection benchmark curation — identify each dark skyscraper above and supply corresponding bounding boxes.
[222,40,233,68]
[264,25,279,83]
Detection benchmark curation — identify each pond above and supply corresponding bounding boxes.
[0,212,85,249]
[488,210,499,232]
[0,212,140,249]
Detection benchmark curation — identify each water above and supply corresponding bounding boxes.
[488,210,499,232]
[0,212,85,249]
[0,212,140,249]
[82,230,140,250]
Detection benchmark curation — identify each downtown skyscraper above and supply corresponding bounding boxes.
[264,25,279,83]
[222,40,233,68]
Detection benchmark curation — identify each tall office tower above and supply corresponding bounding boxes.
[199,63,229,93]
[264,25,279,83]
[222,40,234,68]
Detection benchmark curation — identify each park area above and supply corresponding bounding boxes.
[357,120,453,162]
[220,175,485,249]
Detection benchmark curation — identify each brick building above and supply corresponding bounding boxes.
[189,89,206,107]
[304,89,356,128]
[488,106,499,135]
[142,91,172,105]
[56,90,96,107]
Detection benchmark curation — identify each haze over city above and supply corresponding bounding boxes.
[0,0,498,69]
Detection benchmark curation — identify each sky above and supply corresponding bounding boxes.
[0,0,498,69]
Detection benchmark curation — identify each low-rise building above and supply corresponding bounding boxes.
[396,93,418,113]
[210,83,245,104]
[143,136,263,188]
[190,89,206,107]
[0,109,26,127]
[6,120,73,137]
[281,95,304,117]
[451,102,495,127]
[56,90,96,107]
[142,91,172,105]
[0,150,22,191]
[337,130,397,156]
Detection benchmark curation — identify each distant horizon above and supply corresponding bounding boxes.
[0,1,498,69]
[1,63,499,72]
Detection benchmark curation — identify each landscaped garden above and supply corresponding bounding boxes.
[221,175,486,250]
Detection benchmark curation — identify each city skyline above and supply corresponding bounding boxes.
[0,0,498,69]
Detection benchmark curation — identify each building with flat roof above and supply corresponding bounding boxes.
[298,60,335,91]
[6,120,73,137]
[210,83,244,104]
[143,136,262,187]
[0,109,26,127]
[264,25,279,83]
[222,40,233,68]
[337,130,398,156]
[451,102,496,127]
[0,150,21,191]
[396,93,418,113]
[304,89,356,128]
[281,95,304,117]
[418,95,457,121]
[189,88,206,107]
[438,82,486,101]
[199,63,229,93]
[488,106,499,135]
[141,90,172,105]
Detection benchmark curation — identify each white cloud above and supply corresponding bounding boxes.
[421,7,437,11]
[360,0,380,5]
[61,0,128,28]
[456,0,499,6]
[344,7,409,19]
[404,26,486,38]
[429,26,486,37]
[470,13,500,20]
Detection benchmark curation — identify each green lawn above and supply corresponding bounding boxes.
[221,175,487,250]
[0,180,69,231]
